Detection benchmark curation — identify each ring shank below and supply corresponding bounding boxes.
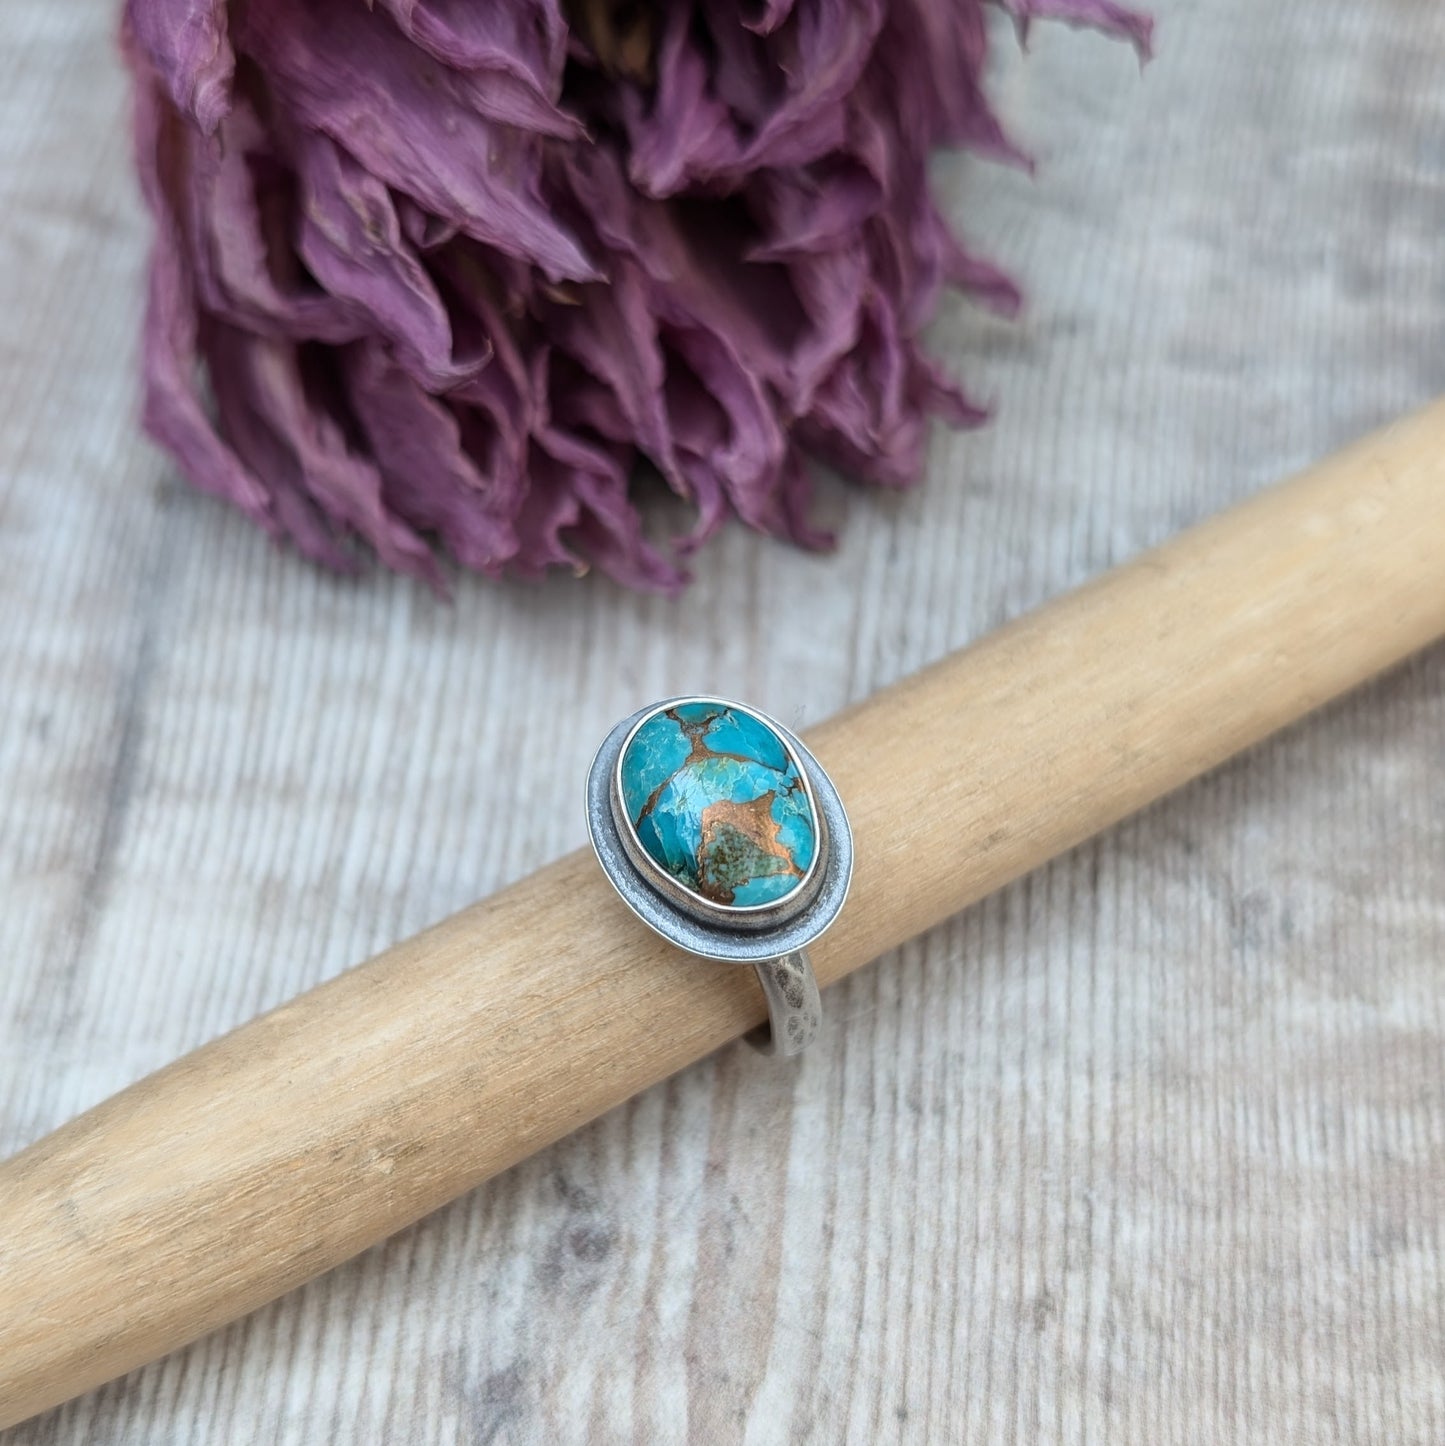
[749,950,821,1057]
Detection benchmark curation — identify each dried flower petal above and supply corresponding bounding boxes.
[124,0,1148,590]
[125,0,233,133]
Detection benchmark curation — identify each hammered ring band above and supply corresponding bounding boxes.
[585,697,853,1057]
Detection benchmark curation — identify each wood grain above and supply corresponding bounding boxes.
[3,0,1444,1442]
[5,400,1445,1428]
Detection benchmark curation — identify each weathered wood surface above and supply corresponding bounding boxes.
[2,1,1443,1442]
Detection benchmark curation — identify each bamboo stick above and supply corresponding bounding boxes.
[4,401,1445,1428]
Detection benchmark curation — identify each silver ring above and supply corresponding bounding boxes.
[585,697,852,1057]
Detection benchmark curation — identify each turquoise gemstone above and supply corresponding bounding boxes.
[619,701,817,907]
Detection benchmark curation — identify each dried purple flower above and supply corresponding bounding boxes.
[124,0,1149,590]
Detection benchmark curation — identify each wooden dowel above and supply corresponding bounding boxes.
[5,401,1445,1427]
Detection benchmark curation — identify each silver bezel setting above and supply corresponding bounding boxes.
[586,696,853,965]
[611,698,826,929]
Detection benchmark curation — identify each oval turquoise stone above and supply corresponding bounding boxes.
[619,702,817,908]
